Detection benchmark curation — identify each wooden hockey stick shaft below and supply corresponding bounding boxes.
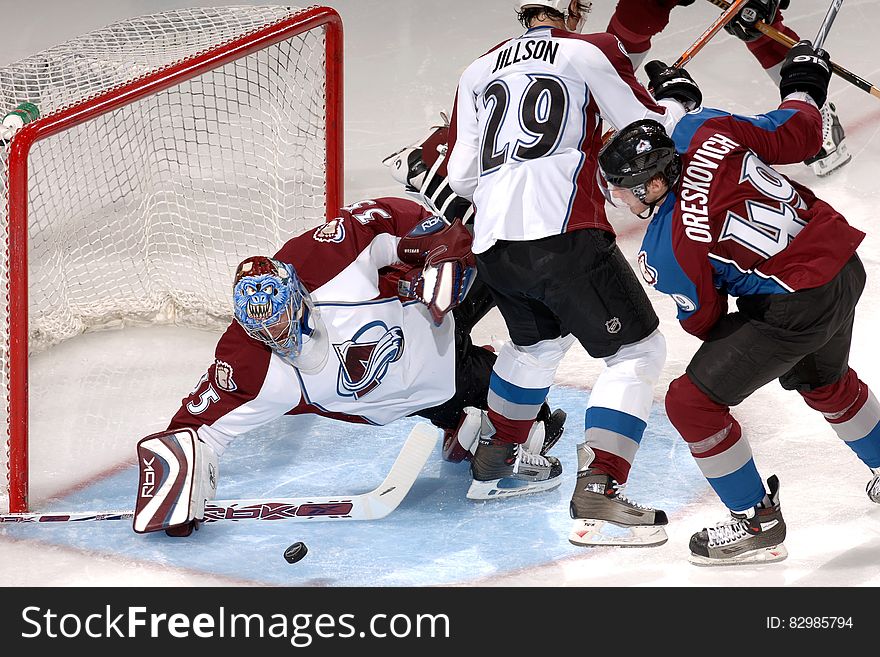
[0,422,439,525]
[674,0,751,67]
[704,0,880,100]
[601,1,748,143]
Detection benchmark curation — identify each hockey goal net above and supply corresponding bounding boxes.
[0,5,343,512]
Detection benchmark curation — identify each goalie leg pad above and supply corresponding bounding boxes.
[133,428,219,534]
[443,403,566,463]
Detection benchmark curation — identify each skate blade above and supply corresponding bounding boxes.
[688,543,788,567]
[568,519,668,548]
[466,475,561,501]
[813,144,851,177]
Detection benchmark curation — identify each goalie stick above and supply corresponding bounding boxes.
[0,422,438,525]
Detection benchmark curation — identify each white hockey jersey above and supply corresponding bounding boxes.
[169,197,455,455]
[446,26,685,254]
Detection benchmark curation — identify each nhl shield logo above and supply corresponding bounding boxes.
[334,322,405,399]
[605,317,621,334]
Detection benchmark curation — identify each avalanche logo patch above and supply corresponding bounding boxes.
[334,321,405,399]
[637,250,658,286]
[672,293,696,312]
[313,217,345,243]
[214,360,237,392]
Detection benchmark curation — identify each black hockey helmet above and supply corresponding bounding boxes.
[598,119,681,198]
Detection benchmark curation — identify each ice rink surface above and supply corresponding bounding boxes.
[1,0,880,588]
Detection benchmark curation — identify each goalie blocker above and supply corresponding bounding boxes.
[396,215,477,325]
[134,428,219,536]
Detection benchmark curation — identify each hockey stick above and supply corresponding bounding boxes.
[703,0,880,100]
[601,0,748,142]
[0,422,439,525]
[813,0,843,51]
[673,0,751,68]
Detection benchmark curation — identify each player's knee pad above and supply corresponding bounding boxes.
[604,329,666,385]
[590,330,666,418]
[133,427,218,535]
[495,334,577,388]
[665,374,738,443]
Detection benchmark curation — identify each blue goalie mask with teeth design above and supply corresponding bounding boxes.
[233,255,311,357]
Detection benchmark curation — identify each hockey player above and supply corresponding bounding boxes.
[606,0,850,176]
[597,40,880,565]
[132,196,566,537]
[443,0,701,546]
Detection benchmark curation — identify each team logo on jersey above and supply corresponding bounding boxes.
[214,360,237,392]
[672,294,696,312]
[333,322,405,399]
[605,317,621,334]
[637,251,658,286]
[313,217,345,243]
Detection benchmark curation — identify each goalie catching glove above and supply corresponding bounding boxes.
[396,215,477,325]
[133,428,218,537]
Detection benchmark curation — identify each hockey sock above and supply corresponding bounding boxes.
[800,368,880,469]
[666,374,765,511]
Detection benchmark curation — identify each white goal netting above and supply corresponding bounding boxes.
[0,5,341,511]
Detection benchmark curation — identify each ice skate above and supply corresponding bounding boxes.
[568,468,668,547]
[689,475,788,566]
[467,414,562,500]
[567,443,667,547]
[804,102,851,177]
[867,467,880,504]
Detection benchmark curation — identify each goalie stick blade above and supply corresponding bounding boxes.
[203,422,438,522]
[0,422,439,525]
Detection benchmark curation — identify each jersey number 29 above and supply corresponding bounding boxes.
[480,75,568,174]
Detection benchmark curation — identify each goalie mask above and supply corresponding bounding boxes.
[382,115,475,225]
[233,256,315,359]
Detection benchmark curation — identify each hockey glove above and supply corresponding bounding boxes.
[779,40,832,108]
[723,0,782,42]
[645,60,702,111]
[397,216,477,326]
[398,259,477,326]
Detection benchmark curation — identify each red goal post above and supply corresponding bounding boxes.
[1,6,344,513]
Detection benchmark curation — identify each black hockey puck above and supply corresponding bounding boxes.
[283,541,308,564]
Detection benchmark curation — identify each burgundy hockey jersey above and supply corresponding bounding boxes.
[637,99,865,340]
[168,197,456,455]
